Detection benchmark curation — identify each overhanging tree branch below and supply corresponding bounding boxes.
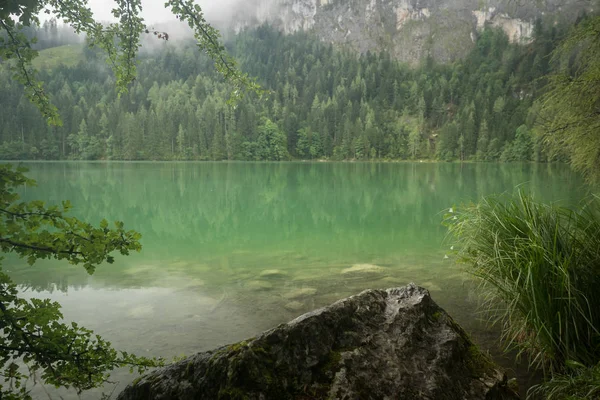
[0,18,61,124]
[0,238,84,256]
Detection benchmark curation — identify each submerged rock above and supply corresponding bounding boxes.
[341,263,386,276]
[245,280,274,291]
[283,301,304,312]
[258,269,288,279]
[283,287,317,299]
[117,284,518,400]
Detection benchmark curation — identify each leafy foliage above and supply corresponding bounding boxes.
[0,168,141,274]
[0,164,164,398]
[530,361,600,400]
[0,0,260,126]
[166,0,264,104]
[536,15,600,183]
[0,16,61,125]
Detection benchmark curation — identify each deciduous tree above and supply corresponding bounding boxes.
[0,165,163,398]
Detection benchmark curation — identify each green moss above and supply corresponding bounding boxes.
[465,344,496,376]
[443,315,497,377]
[318,351,342,378]
[227,341,249,354]
[249,345,270,357]
[431,311,444,321]
[208,341,288,398]
[207,341,345,399]
[217,387,250,400]
[290,350,346,399]
[184,361,194,378]
[131,375,144,386]
[209,346,230,364]
[446,315,465,333]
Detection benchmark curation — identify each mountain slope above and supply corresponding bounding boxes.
[32,44,84,70]
[229,0,594,63]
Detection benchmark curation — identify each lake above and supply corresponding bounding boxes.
[4,161,590,398]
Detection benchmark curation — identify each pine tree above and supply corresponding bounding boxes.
[177,124,186,159]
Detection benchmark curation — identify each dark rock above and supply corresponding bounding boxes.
[117,284,519,400]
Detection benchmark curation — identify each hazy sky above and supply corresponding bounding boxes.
[41,0,244,24]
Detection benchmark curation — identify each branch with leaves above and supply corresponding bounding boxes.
[535,15,600,183]
[1,0,263,126]
[166,0,265,103]
[0,164,164,398]
[0,17,62,126]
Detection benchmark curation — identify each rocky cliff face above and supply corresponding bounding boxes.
[228,0,594,64]
[117,284,518,400]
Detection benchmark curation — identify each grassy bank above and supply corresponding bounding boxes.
[447,191,600,398]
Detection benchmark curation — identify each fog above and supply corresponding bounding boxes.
[34,0,270,44]
[42,0,258,26]
[30,0,272,49]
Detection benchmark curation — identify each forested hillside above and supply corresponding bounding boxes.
[0,21,571,161]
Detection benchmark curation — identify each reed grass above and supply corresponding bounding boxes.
[447,191,600,374]
[530,361,600,399]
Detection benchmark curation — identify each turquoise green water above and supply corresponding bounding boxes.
[4,161,591,397]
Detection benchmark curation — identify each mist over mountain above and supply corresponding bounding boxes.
[215,0,597,63]
[4,0,598,163]
[38,0,596,62]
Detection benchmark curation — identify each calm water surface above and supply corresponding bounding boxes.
[5,161,591,398]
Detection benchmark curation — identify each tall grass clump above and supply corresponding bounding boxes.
[446,191,600,374]
[529,361,600,399]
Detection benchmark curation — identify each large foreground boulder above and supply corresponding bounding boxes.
[118,284,518,400]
